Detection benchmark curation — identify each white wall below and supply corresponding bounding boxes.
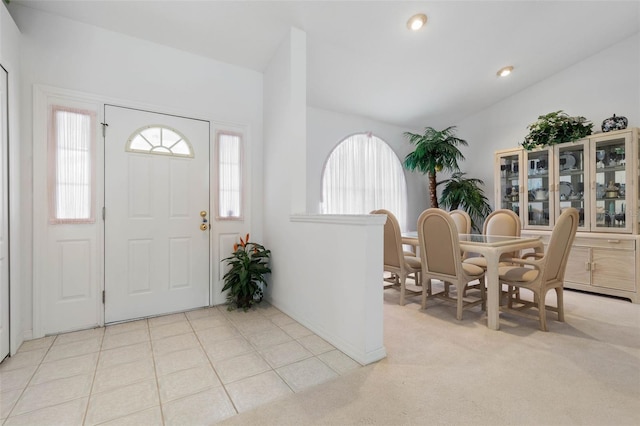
[456,33,640,209]
[307,107,427,230]
[0,3,23,354]
[11,5,264,337]
[263,28,386,365]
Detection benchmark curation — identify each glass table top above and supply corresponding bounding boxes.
[402,232,540,247]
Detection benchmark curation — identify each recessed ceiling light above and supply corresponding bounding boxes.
[407,14,427,31]
[497,66,514,77]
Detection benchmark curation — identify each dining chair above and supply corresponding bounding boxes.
[464,209,522,268]
[463,209,522,302]
[417,208,485,320]
[498,207,579,331]
[444,208,473,298]
[372,209,422,305]
[449,209,471,234]
[449,209,471,263]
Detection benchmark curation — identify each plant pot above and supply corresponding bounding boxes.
[235,295,255,310]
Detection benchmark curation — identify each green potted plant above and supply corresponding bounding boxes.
[222,234,271,311]
[522,110,593,151]
[438,172,492,232]
[403,126,467,208]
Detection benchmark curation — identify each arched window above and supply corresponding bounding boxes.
[126,125,194,158]
[321,133,408,229]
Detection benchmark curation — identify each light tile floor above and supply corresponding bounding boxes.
[0,303,361,425]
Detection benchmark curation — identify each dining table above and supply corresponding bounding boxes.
[402,232,543,330]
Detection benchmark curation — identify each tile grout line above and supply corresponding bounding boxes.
[3,305,357,424]
[189,307,241,418]
[3,334,60,421]
[262,325,304,394]
[268,315,343,390]
[147,318,166,426]
[216,306,303,411]
[81,327,106,425]
[196,305,316,412]
[88,321,159,426]
[225,307,298,393]
[226,306,341,393]
[6,331,123,423]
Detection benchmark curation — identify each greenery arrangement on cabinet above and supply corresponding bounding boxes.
[439,172,492,233]
[522,110,593,151]
[222,234,271,311]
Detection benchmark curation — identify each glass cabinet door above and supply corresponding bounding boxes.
[590,132,632,233]
[495,150,523,222]
[524,148,553,229]
[555,140,588,231]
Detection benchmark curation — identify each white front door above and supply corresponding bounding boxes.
[0,66,9,359]
[104,106,210,323]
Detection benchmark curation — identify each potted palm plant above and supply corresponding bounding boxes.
[404,126,491,230]
[222,234,271,311]
[403,126,467,208]
[439,172,492,232]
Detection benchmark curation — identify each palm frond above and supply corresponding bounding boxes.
[439,172,492,232]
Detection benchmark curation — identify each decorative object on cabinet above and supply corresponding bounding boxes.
[558,152,577,170]
[601,114,628,132]
[403,126,467,209]
[605,181,619,199]
[559,181,573,200]
[533,188,548,201]
[522,110,593,151]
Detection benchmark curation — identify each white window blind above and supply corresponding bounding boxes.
[321,133,408,230]
[217,132,242,219]
[48,106,96,224]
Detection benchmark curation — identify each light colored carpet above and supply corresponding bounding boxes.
[221,286,640,425]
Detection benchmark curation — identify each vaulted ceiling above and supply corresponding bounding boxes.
[9,1,640,129]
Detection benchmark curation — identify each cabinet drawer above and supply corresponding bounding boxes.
[573,237,635,250]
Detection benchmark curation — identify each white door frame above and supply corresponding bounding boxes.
[32,88,104,337]
[103,104,211,323]
[0,65,9,359]
[31,85,252,338]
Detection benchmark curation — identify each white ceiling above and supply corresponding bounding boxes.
[9,0,640,129]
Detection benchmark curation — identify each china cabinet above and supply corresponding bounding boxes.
[494,128,639,302]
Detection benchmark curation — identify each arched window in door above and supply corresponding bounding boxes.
[126,125,193,158]
[321,133,408,229]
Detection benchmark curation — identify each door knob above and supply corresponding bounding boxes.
[200,211,209,231]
